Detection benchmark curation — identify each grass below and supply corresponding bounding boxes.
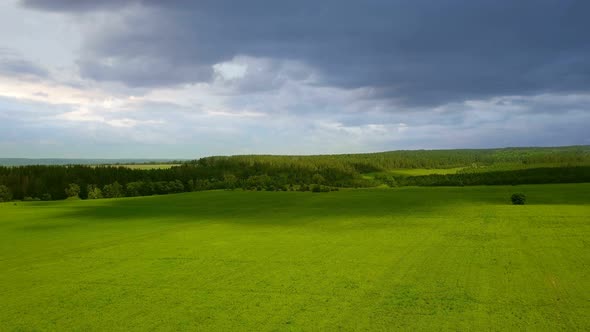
[362,167,464,181]
[459,162,590,173]
[386,167,465,176]
[365,163,590,180]
[1,184,589,330]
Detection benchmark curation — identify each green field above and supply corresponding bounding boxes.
[362,168,465,184]
[379,167,465,177]
[1,184,589,330]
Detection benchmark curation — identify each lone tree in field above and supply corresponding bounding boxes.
[65,183,80,198]
[0,185,13,202]
[511,193,526,205]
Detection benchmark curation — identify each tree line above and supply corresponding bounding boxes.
[0,146,589,201]
[0,163,352,201]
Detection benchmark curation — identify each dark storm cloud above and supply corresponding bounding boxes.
[22,0,590,105]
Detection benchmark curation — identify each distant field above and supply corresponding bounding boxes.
[87,163,180,169]
[362,168,464,181]
[111,164,181,170]
[459,162,590,173]
[387,167,464,176]
[1,184,589,330]
[371,163,590,178]
[0,159,180,166]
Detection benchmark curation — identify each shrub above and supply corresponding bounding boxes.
[0,185,12,202]
[511,193,526,205]
[299,184,309,192]
[65,183,80,198]
[87,185,103,199]
[41,193,52,201]
[311,184,331,193]
[312,174,325,185]
[103,181,124,198]
[169,180,185,193]
[187,179,196,192]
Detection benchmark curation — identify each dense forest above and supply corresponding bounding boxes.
[0,146,589,201]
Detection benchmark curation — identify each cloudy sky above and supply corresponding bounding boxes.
[0,0,589,158]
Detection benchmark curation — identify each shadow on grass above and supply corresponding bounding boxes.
[20,184,590,231]
[32,190,447,227]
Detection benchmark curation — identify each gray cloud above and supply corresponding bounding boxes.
[4,0,588,157]
[21,0,590,106]
[20,0,133,12]
[77,57,212,88]
[0,48,49,79]
[1,87,589,158]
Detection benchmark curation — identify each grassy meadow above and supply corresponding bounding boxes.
[1,184,589,330]
[363,167,465,179]
[386,167,465,176]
